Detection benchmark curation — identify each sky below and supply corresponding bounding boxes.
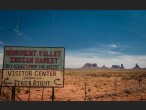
[0,10,146,69]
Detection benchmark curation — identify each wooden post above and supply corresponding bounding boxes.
[41,87,44,101]
[28,87,31,101]
[84,82,87,100]
[11,87,16,101]
[0,86,2,95]
[11,81,16,101]
[52,87,55,101]
[138,78,142,90]
[115,79,117,92]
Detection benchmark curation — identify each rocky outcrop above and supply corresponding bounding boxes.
[111,64,124,69]
[81,63,98,69]
[81,63,109,69]
[80,63,143,70]
[92,63,98,68]
[133,63,141,69]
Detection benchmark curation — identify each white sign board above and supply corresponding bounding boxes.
[2,46,65,87]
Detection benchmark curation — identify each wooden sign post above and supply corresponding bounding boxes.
[2,46,65,101]
[52,87,55,101]
[11,86,16,101]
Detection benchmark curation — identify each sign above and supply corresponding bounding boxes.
[2,46,65,87]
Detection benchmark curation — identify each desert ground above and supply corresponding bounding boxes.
[0,69,146,101]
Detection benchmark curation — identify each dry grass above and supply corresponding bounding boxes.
[65,69,146,75]
[1,69,146,101]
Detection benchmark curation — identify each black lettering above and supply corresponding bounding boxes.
[8,71,12,76]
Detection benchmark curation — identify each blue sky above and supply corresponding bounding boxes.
[0,10,146,69]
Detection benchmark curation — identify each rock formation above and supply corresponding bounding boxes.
[133,63,141,69]
[81,63,143,70]
[81,63,98,69]
[92,63,98,68]
[81,63,109,69]
[121,64,124,69]
[111,64,124,69]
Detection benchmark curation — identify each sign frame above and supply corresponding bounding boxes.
[1,46,65,88]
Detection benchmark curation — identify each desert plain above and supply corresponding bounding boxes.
[0,69,146,101]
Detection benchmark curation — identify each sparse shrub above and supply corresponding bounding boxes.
[101,74,111,78]
[71,89,75,92]
[87,95,93,101]
[94,84,100,88]
[124,89,131,94]
[110,93,117,97]
[2,92,10,100]
[81,87,84,90]
[107,94,112,97]
[25,89,30,94]
[140,96,144,100]
[136,88,144,92]
[16,87,21,93]
[50,95,55,99]
[126,94,129,97]
[95,95,104,99]
[88,89,91,92]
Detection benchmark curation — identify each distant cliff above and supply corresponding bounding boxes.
[81,63,108,69]
[81,63,143,70]
[133,63,141,69]
[111,64,124,69]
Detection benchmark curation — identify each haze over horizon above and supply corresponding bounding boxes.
[0,10,146,69]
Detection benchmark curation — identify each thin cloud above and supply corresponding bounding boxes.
[18,32,23,36]
[109,44,118,48]
[24,37,31,40]
[0,41,5,44]
[13,29,19,33]
[98,43,119,49]
[0,47,3,53]
[13,29,31,40]
[108,50,122,55]
[24,35,29,38]
[67,47,124,58]
[65,53,146,69]
[65,48,146,69]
